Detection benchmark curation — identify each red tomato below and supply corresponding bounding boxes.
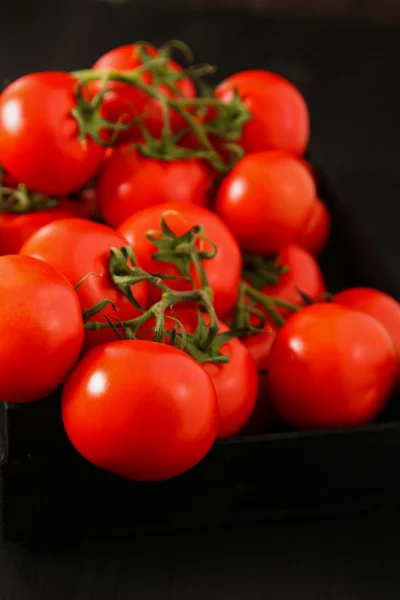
[0,72,104,195]
[20,218,147,353]
[297,199,330,256]
[215,151,317,255]
[216,70,309,156]
[118,202,242,318]
[268,303,397,430]
[0,195,96,256]
[90,44,196,143]
[62,340,218,481]
[239,322,279,434]
[0,255,83,403]
[144,310,258,438]
[256,244,326,318]
[334,287,400,382]
[96,146,212,228]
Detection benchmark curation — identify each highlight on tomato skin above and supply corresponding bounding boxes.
[0,255,84,404]
[215,69,309,156]
[268,303,398,431]
[61,340,219,482]
[214,150,317,255]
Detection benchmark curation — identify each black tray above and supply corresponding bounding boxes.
[1,166,400,542]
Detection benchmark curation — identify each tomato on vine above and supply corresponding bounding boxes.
[215,151,317,255]
[268,303,397,430]
[20,218,147,353]
[0,72,105,195]
[62,340,218,481]
[89,43,197,143]
[216,70,309,156]
[96,145,212,228]
[118,202,242,318]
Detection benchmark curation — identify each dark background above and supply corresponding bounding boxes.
[1,1,400,598]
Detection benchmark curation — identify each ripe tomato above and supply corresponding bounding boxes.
[144,310,258,438]
[62,340,218,481]
[96,146,212,228]
[255,244,326,319]
[216,70,309,156]
[20,218,147,353]
[0,194,96,256]
[0,72,104,195]
[297,199,330,256]
[334,287,400,382]
[238,321,279,434]
[90,44,196,143]
[118,202,242,318]
[268,304,397,430]
[215,151,317,255]
[0,255,83,403]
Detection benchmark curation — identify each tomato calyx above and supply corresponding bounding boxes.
[84,244,224,360]
[242,253,289,288]
[72,40,250,172]
[71,81,135,147]
[0,171,58,213]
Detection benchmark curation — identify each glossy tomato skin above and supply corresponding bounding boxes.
[259,244,326,318]
[118,202,242,318]
[0,255,83,403]
[216,70,309,156]
[91,44,196,143]
[150,310,258,438]
[297,199,331,256]
[62,340,218,481]
[334,288,400,383]
[0,195,96,256]
[215,151,317,255]
[96,146,212,228]
[268,304,397,430]
[0,72,104,195]
[20,218,147,353]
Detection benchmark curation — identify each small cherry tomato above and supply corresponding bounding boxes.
[147,310,258,438]
[20,218,147,353]
[215,151,317,255]
[334,287,400,383]
[0,255,83,403]
[90,43,196,143]
[268,303,397,430]
[256,244,326,319]
[62,340,218,481]
[0,72,104,195]
[297,199,331,256]
[216,70,309,156]
[96,146,212,228]
[239,321,279,434]
[118,202,242,318]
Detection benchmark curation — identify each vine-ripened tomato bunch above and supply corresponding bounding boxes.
[0,40,398,482]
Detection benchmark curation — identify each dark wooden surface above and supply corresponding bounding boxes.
[1,2,400,598]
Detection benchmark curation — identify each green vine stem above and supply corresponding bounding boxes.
[71,41,251,172]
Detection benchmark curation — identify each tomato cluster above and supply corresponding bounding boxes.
[0,41,398,482]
